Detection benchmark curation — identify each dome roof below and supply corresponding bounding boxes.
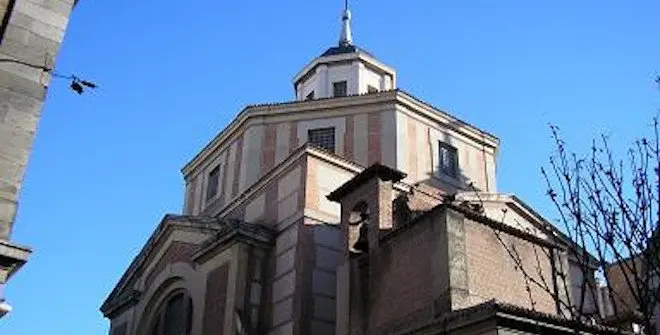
[320,44,375,58]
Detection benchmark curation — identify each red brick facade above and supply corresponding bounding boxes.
[369,218,435,331]
[145,241,197,288]
[367,113,381,165]
[330,164,567,334]
[465,218,556,314]
[203,264,230,335]
[262,124,278,175]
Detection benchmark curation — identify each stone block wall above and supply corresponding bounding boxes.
[0,0,76,240]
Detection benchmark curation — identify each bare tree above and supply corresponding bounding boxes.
[463,119,660,334]
[540,120,660,333]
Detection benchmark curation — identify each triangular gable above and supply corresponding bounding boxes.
[458,192,599,266]
[100,215,224,317]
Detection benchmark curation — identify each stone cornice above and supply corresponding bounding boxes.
[100,215,228,316]
[181,89,499,179]
[181,91,395,178]
[327,163,406,202]
[0,239,31,281]
[192,222,274,263]
[206,143,365,221]
[394,90,499,150]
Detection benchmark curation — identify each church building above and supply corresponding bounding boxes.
[101,5,616,335]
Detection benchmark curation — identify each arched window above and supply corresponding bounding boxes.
[348,201,370,254]
[148,291,193,335]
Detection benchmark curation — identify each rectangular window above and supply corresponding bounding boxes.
[306,91,315,100]
[308,127,336,152]
[333,81,347,97]
[367,85,379,93]
[206,165,220,201]
[439,142,458,178]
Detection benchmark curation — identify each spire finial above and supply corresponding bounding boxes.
[339,0,353,46]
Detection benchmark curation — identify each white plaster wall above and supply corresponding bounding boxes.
[415,120,431,181]
[316,162,354,220]
[300,73,318,100]
[275,123,292,166]
[568,261,596,314]
[183,179,194,215]
[383,73,393,91]
[298,64,355,100]
[428,123,496,192]
[480,203,547,240]
[277,166,302,222]
[193,169,203,214]
[326,64,353,97]
[224,140,239,202]
[239,125,265,193]
[359,66,385,93]
[296,59,395,99]
[315,65,329,99]
[486,153,497,193]
[395,111,408,176]
[392,109,498,192]
[244,193,266,223]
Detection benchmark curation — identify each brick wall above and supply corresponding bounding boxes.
[465,218,556,314]
[605,257,641,315]
[145,241,197,288]
[203,264,230,334]
[368,217,436,332]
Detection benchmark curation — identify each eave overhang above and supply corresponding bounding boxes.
[0,240,31,281]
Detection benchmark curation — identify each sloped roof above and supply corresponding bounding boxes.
[410,299,629,334]
[320,44,375,58]
[327,163,406,202]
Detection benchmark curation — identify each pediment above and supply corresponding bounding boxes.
[101,215,275,318]
[100,215,228,317]
[458,192,598,265]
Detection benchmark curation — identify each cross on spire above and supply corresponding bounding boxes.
[339,0,353,46]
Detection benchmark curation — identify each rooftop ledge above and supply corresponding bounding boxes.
[0,239,31,282]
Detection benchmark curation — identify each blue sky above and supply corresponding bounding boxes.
[2,1,659,334]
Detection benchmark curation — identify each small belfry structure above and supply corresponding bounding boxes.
[101,4,619,335]
[293,1,395,101]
